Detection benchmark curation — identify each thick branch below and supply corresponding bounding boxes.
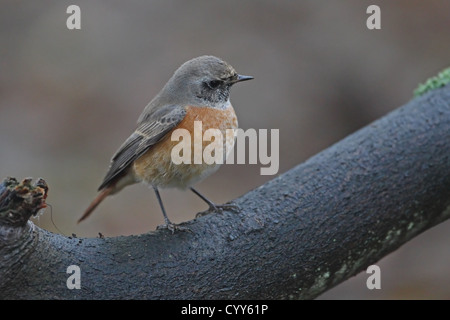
[1,84,450,299]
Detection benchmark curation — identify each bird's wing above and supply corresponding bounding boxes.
[98,104,187,190]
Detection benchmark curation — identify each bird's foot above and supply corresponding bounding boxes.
[157,222,192,234]
[196,202,241,218]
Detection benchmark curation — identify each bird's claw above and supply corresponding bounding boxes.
[196,203,241,218]
[157,223,193,234]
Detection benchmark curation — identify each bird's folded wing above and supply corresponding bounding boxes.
[98,105,186,190]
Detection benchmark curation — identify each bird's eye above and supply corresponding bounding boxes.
[207,80,222,89]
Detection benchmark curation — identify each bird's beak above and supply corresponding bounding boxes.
[235,74,254,83]
[227,74,253,85]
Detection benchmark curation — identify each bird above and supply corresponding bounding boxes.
[78,55,253,231]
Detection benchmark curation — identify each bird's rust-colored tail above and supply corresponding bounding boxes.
[78,187,113,223]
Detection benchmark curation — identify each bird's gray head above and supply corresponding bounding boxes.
[161,55,253,108]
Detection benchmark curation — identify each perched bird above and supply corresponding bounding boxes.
[78,55,253,231]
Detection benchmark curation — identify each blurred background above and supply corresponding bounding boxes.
[1,0,450,299]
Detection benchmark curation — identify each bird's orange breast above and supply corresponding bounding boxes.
[133,104,238,189]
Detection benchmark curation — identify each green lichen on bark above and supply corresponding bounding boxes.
[414,67,450,97]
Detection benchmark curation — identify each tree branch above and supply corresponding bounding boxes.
[1,84,450,299]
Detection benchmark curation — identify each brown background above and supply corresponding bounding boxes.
[1,1,449,299]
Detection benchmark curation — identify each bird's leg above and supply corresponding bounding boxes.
[153,186,191,233]
[190,187,240,218]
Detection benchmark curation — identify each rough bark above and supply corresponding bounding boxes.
[1,84,450,300]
